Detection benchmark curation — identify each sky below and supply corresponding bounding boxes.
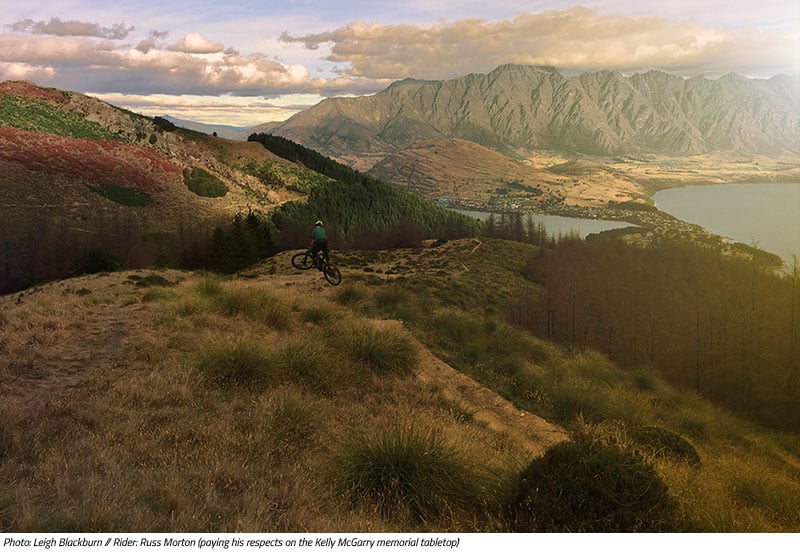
[1,1,798,126]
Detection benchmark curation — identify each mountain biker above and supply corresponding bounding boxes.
[310,220,329,266]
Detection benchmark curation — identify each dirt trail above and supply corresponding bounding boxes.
[374,319,568,456]
[264,248,569,454]
[2,255,568,455]
[0,275,159,419]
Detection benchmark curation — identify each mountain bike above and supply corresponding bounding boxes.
[291,248,342,286]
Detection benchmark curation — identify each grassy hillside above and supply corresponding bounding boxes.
[0,93,125,140]
[0,84,480,294]
[0,83,312,293]
[1,240,799,532]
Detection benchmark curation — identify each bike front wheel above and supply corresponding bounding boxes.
[322,263,342,286]
[291,251,314,270]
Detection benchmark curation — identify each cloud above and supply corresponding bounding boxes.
[7,18,134,40]
[136,30,169,54]
[0,61,56,82]
[0,31,374,97]
[3,6,795,127]
[87,91,321,125]
[168,32,225,54]
[281,7,800,78]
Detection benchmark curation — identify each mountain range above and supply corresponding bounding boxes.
[162,115,282,140]
[3,73,800,534]
[269,64,800,170]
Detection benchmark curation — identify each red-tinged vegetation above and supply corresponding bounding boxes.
[0,80,68,104]
[0,127,183,194]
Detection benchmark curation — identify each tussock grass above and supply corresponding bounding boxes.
[275,337,367,394]
[724,459,800,527]
[333,284,369,307]
[172,278,291,331]
[217,283,291,330]
[196,338,277,387]
[335,424,483,522]
[195,274,224,297]
[299,305,337,324]
[546,376,610,423]
[141,289,177,303]
[330,321,418,375]
[254,388,321,455]
[628,426,701,465]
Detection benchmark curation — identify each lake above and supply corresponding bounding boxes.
[454,209,632,239]
[654,182,800,266]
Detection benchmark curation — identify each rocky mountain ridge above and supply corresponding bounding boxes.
[270,64,800,169]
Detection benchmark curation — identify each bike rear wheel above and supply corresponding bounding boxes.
[322,262,342,286]
[291,251,314,270]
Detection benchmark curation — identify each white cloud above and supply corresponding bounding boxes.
[0,30,388,99]
[0,60,56,82]
[88,91,324,125]
[281,7,800,79]
[167,32,225,54]
[2,5,796,126]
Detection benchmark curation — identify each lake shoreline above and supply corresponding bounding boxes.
[451,181,795,269]
[654,182,800,267]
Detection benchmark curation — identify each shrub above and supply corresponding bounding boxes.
[336,425,481,521]
[507,437,677,531]
[196,339,276,387]
[83,250,121,274]
[183,167,228,197]
[331,322,418,375]
[134,274,174,288]
[88,184,154,207]
[153,116,176,131]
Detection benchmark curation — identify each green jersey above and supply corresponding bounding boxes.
[311,226,327,241]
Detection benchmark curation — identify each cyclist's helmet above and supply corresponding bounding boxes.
[315,220,323,226]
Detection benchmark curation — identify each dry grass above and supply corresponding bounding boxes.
[2,245,800,532]
[0,267,537,531]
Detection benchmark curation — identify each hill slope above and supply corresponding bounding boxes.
[0,80,309,291]
[1,238,799,532]
[1,81,485,294]
[367,138,647,208]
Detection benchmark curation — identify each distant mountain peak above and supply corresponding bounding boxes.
[269,65,800,167]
